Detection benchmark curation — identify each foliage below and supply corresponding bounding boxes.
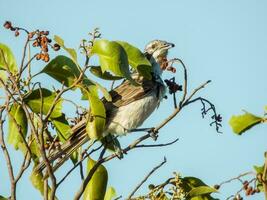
[131,173,218,200]
[1,21,264,200]
[229,109,266,135]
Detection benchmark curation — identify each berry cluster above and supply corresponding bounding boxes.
[164,79,182,94]
[242,180,260,197]
[3,21,60,63]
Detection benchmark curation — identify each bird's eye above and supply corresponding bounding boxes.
[151,44,156,49]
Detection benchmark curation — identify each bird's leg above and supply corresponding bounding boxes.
[102,135,123,159]
[129,128,158,141]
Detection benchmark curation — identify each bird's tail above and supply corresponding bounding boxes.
[34,120,88,174]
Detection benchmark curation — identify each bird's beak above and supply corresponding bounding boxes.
[166,42,175,48]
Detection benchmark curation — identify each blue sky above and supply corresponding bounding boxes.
[0,0,267,199]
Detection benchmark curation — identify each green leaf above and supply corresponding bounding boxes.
[51,114,73,141]
[54,35,77,63]
[42,55,81,87]
[91,39,137,85]
[183,177,207,189]
[51,114,78,163]
[83,157,108,200]
[24,88,62,118]
[82,78,112,102]
[116,41,152,80]
[187,186,217,198]
[0,43,17,73]
[90,66,123,80]
[30,169,58,200]
[104,187,116,200]
[86,92,106,139]
[0,70,7,86]
[190,196,219,200]
[254,165,264,174]
[8,103,28,150]
[17,135,41,163]
[0,195,8,200]
[229,111,263,135]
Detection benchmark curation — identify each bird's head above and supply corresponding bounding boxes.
[144,40,175,76]
[144,40,175,61]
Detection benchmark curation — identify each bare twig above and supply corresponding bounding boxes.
[0,107,16,200]
[135,138,179,148]
[127,157,167,199]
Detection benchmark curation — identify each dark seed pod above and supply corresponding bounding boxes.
[148,184,155,190]
[214,184,220,190]
[53,43,60,51]
[243,180,249,190]
[3,21,12,29]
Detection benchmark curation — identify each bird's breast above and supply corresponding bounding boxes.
[104,90,162,136]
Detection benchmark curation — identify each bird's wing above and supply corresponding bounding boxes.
[103,76,159,109]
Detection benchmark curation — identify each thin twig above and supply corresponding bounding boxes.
[127,157,167,199]
[135,138,179,148]
[0,107,16,200]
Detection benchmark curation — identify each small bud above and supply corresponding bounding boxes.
[53,43,60,51]
[3,21,12,29]
[148,184,155,190]
[214,184,220,190]
[14,30,19,37]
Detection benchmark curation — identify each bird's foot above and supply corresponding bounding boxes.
[148,128,158,141]
[114,146,124,159]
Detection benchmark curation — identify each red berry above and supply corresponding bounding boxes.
[36,54,41,60]
[32,40,38,47]
[43,54,50,62]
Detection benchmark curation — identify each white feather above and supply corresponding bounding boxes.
[104,90,163,136]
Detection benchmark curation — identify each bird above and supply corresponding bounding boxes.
[35,40,175,173]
